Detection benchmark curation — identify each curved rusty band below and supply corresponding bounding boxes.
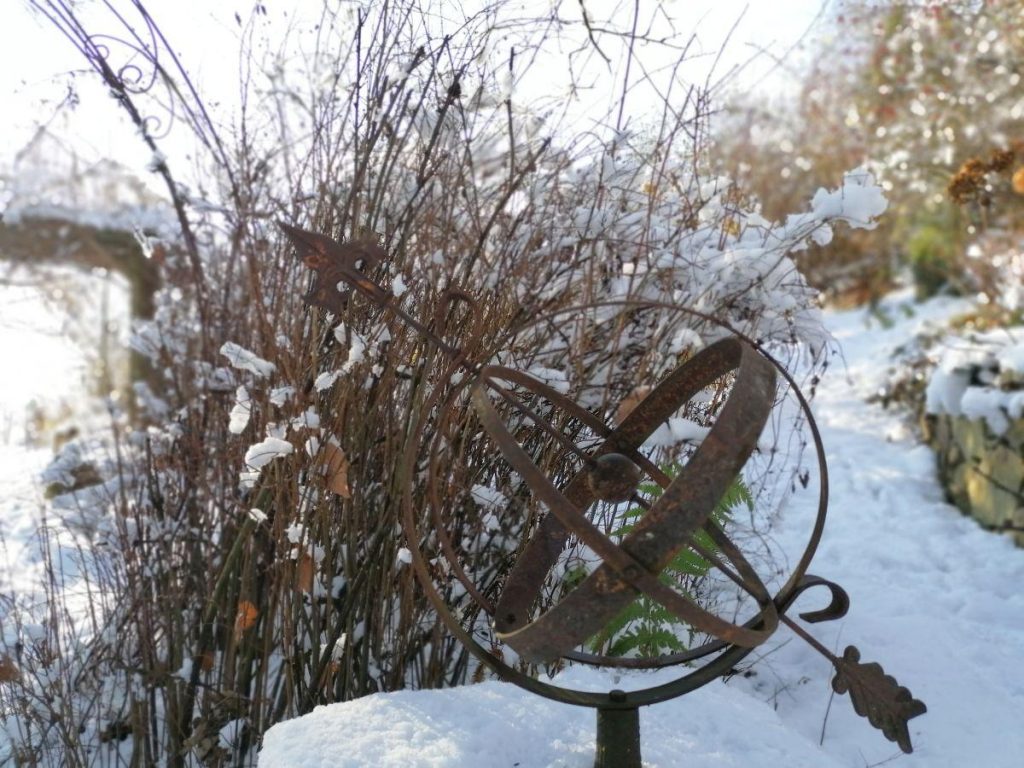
[420,347,777,654]
[399,336,842,708]
[478,338,779,662]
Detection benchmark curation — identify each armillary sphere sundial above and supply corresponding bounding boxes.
[280,222,927,767]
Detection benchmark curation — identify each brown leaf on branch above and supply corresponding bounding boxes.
[1013,167,1024,195]
[233,600,260,643]
[296,552,315,594]
[319,442,351,498]
[0,655,19,682]
[615,386,652,424]
[832,645,927,754]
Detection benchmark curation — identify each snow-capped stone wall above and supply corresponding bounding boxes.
[923,414,1024,545]
[923,330,1024,545]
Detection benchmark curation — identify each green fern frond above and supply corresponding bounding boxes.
[587,467,753,658]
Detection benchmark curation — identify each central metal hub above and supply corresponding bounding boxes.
[586,452,643,503]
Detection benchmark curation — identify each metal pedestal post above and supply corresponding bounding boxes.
[594,690,641,768]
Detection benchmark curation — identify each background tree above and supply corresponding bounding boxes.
[718,0,1024,310]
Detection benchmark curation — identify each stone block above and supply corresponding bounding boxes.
[927,412,1024,546]
[1006,419,1024,453]
[1013,508,1024,548]
[952,416,991,463]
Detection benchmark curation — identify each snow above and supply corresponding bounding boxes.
[524,366,571,394]
[924,325,1024,434]
[1,279,1021,767]
[671,327,704,353]
[808,167,889,229]
[0,445,53,598]
[314,370,342,391]
[470,484,508,511]
[220,341,277,378]
[270,386,296,406]
[0,274,109,443]
[2,189,173,236]
[258,670,845,768]
[220,718,248,752]
[257,291,1024,768]
[997,341,1024,375]
[392,275,408,298]
[229,385,252,434]
[960,386,1013,434]
[290,408,321,431]
[646,416,711,447]
[285,522,305,544]
[244,436,294,469]
[248,508,269,524]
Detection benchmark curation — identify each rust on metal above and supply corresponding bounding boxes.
[586,453,642,503]
[280,223,927,756]
[480,340,780,661]
[832,646,927,754]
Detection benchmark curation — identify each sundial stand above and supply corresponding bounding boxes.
[278,222,927,768]
[595,691,641,768]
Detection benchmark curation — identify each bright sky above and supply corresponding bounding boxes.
[1,1,830,170]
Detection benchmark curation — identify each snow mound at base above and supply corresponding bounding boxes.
[258,669,844,768]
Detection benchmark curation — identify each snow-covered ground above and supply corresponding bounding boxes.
[0,446,53,599]
[259,291,1024,768]
[0,282,89,444]
[2,291,1022,766]
[0,281,91,598]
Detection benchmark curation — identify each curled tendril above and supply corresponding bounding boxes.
[141,113,169,140]
[29,0,214,296]
[87,34,160,94]
[117,63,148,91]
[83,31,179,139]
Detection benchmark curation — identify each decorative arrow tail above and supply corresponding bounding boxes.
[831,645,927,754]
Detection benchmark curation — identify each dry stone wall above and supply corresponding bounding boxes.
[923,412,1024,546]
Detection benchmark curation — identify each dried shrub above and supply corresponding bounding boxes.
[2,2,887,765]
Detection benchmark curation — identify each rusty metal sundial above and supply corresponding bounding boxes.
[281,222,926,767]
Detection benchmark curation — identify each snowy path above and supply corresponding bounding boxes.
[0,446,51,598]
[730,293,1024,767]
[0,283,91,607]
[262,293,1024,767]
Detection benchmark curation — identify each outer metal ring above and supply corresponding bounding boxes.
[398,301,830,708]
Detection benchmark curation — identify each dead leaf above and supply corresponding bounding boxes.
[233,600,259,642]
[198,650,215,672]
[0,655,19,683]
[1013,167,1024,195]
[615,386,652,425]
[318,660,341,693]
[319,442,351,498]
[296,553,315,594]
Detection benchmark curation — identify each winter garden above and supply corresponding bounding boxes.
[0,1,1022,766]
